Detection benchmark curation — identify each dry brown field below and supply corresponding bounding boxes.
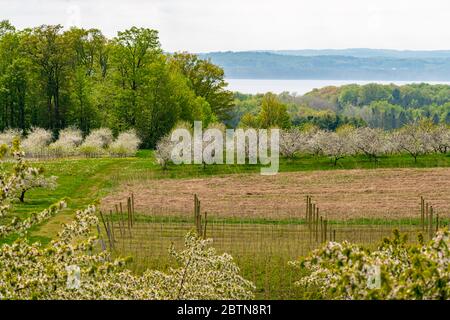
[102,167,450,220]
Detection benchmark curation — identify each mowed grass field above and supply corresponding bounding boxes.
[3,151,450,298]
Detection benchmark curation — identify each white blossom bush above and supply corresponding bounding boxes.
[429,125,450,154]
[350,127,387,161]
[290,229,450,300]
[280,128,307,158]
[0,140,63,238]
[392,123,434,162]
[0,200,66,238]
[79,128,114,157]
[21,127,53,157]
[278,123,449,163]
[148,232,255,299]
[0,140,57,214]
[0,140,254,300]
[307,130,326,156]
[109,129,141,157]
[16,167,57,203]
[155,134,175,170]
[49,127,83,157]
[0,128,22,147]
[0,206,255,300]
[316,130,353,166]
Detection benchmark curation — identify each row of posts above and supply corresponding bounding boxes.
[98,193,135,250]
[420,196,441,239]
[305,195,336,243]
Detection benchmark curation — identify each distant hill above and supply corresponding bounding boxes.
[261,49,450,59]
[199,50,450,81]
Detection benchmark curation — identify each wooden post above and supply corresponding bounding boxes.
[105,216,113,250]
[109,210,115,243]
[324,219,328,242]
[315,207,319,242]
[96,225,107,251]
[305,195,309,223]
[203,212,208,239]
[131,193,135,226]
[333,229,336,242]
[121,202,131,238]
[420,196,424,231]
[114,204,123,237]
[436,213,439,232]
[429,206,433,239]
[99,210,108,237]
[194,194,203,236]
[309,201,313,230]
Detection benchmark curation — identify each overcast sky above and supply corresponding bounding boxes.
[1,0,449,52]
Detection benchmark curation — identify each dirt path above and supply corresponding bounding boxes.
[101,168,450,220]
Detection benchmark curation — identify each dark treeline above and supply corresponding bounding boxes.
[0,21,233,147]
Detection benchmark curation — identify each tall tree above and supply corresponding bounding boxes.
[258,92,291,129]
[170,52,234,121]
[110,27,161,128]
[23,25,71,130]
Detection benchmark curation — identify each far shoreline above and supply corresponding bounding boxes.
[225,78,450,95]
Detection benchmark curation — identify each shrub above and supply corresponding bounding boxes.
[49,127,83,157]
[78,128,113,157]
[22,127,53,157]
[0,128,22,147]
[82,128,113,148]
[290,229,450,299]
[280,128,307,158]
[0,139,58,217]
[0,140,254,299]
[109,129,141,157]
[350,127,387,161]
[155,134,174,169]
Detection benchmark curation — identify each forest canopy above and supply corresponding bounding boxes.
[232,83,450,130]
[1,20,450,147]
[0,21,233,147]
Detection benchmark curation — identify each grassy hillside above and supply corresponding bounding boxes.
[2,151,447,242]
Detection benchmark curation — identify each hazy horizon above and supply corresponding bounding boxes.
[197,48,450,54]
[1,0,450,52]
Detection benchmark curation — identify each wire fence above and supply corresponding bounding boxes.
[97,194,449,299]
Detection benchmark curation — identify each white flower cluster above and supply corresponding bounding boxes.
[291,229,450,299]
[154,122,227,169]
[0,205,255,299]
[0,141,57,215]
[108,129,141,157]
[0,200,66,238]
[155,134,174,169]
[0,127,141,158]
[279,123,450,163]
[0,141,254,300]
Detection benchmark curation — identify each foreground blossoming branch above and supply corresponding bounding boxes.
[0,140,254,300]
[0,204,255,300]
[290,229,450,299]
[0,139,57,216]
[0,200,66,238]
